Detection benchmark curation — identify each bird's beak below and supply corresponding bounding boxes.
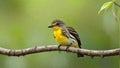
[48,25,54,28]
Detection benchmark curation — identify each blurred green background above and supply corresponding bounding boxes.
[0,0,119,68]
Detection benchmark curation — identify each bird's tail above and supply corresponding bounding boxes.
[77,46,84,57]
[77,53,84,57]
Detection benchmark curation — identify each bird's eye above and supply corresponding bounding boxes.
[56,23,60,26]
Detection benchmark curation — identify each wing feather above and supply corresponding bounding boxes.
[66,26,81,48]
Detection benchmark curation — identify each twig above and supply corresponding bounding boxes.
[114,2,120,7]
[0,45,119,57]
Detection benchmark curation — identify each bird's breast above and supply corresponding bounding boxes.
[53,29,67,42]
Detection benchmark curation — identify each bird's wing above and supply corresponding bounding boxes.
[66,26,81,48]
[61,28,70,39]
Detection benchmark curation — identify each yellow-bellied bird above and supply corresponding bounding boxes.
[48,20,83,57]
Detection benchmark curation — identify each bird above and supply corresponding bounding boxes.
[48,20,84,57]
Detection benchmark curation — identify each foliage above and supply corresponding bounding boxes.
[98,0,120,23]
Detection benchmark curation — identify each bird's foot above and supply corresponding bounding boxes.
[66,46,70,52]
[58,44,61,51]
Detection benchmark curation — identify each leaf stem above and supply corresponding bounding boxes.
[114,2,120,7]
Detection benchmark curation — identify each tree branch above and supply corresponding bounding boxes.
[0,45,119,57]
[114,2,120,7]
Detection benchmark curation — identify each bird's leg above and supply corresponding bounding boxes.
[58,44,62,51]
[66,46,70,51]
[66,43,72,51]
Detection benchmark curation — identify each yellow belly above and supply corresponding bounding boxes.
[53,29,70,45]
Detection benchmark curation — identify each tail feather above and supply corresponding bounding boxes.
[77,47,84,57]
[77,53,84,57]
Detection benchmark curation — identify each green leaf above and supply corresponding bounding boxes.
[112,0,116,2]
[98,1,113,14]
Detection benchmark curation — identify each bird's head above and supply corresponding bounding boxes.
[48,20,65,30]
